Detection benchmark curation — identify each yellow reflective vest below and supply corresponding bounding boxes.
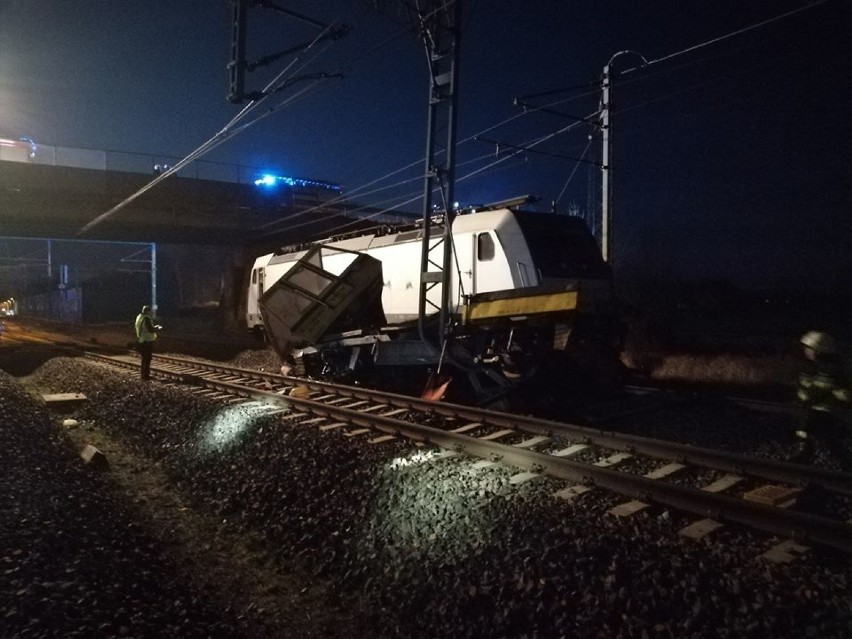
[135,313,158,343]
[797,363,850,413]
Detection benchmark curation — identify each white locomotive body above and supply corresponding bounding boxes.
[248,207,610,329]
[246,205,623,413]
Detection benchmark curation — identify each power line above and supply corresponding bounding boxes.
[77,18,346,236]
[622,0,831,75]
[554,139,593,207]
[256,0,835,241]
[256,106,596,240]
[256,86,601,236]
[78,1,833,242]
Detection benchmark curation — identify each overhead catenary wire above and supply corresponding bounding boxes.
[77,0,832,241]
[75,1,458,238]
[261,110,596,238]
[254,0,834,243]
[554,138,593,207]
[257,90,601,236]
[276,16,781,236]
[627,0,830,74]
[75,77,330,237]
[76,18,345,236]
[266,112,597,241]
[75,0,596,241]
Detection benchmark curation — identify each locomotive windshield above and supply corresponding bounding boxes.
[513,211,608,279]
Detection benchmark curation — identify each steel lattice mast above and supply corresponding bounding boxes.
[411,0,461,348]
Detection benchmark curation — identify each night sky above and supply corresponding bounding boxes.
[1,0,850,293]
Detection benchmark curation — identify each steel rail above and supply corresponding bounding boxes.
[82,351,852,553]
[148,354,852,496]
[174,375,852,553]
[12,328,845,551]
[625,383,798,415]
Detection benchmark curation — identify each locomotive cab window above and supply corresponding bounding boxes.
[514,211,608,278]
[477,232,495,261]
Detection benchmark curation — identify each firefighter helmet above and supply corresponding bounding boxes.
[800,331,838,355]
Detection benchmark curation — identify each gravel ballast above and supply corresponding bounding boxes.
[0,367,256,637]
[2,351,852,638]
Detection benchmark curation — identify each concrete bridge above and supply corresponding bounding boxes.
[0,139,414,320]
[0,139,385,247]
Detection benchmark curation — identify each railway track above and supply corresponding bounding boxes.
[585,383,799,422]
[65,347,851,557]
[4,326,849,556]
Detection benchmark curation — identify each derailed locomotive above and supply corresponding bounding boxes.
[246,202,624,414]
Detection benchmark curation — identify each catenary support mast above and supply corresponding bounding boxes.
[600,50,647,264]
[414,0,461,347]
[600,63,612,262]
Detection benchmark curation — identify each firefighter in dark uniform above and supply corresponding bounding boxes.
[793,331,852,471]
[134,305,161,380]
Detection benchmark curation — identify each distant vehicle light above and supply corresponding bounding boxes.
[0,137,37,159]
[255,174,278,187]
[253,173,342,192]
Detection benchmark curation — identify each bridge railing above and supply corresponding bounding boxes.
[11,141,265,185]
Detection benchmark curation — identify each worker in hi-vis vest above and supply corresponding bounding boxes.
[134,305,162,381]
[793,331,851,471]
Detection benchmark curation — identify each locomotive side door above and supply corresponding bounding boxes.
[452,231,500,304]
[451,232,476,310]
